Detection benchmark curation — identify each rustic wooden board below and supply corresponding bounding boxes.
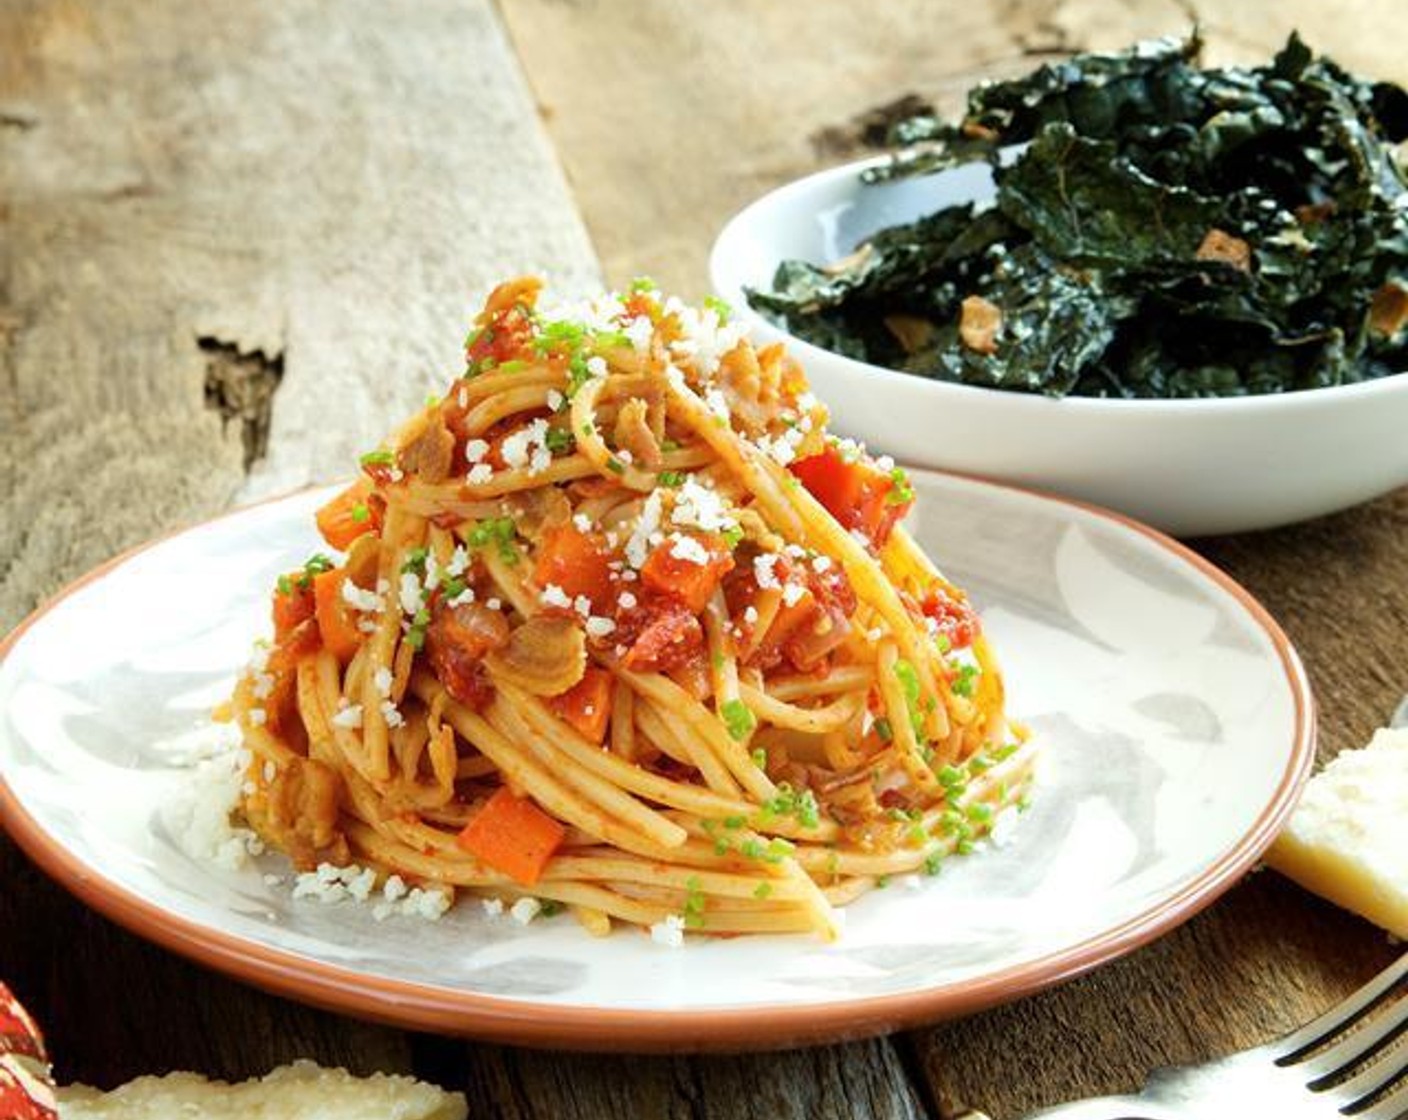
[0,0,596,1095]
[500,0,1404,300]
[3,0,1406,1118]
[0,0,599,632]
[495,1,1408,1117]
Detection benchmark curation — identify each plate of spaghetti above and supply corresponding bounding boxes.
[0,280,1313,1048]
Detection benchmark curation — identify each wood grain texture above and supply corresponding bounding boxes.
[3,0,1407,1118]
[0,0,598,1096]
[495,2,1408,1117]
[500,0,1405,300]
[0,0,599,632]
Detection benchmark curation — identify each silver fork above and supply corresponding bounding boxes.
[982,952,1408,1118]
[960,701,1408,1120]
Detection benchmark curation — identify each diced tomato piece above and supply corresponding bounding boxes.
[550,666,613,743]
[261,623,318,742]
[312,568,363,663]
[534,523,616,610]
[621,291,658,321]
[619,595,706,673]
[315,479,381,552]
[272,579,316,639]
[920,585,980,649]
[789,446,912,548]
[425,600,510,709]
[639,533,735,614]
[456,786,565,886]
[466,279,540,369]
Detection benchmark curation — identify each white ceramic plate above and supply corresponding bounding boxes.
[709,155,1408,536]
[0,474,1313,1049]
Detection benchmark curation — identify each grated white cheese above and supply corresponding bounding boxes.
[625,491,664,569]
[670,478,735,534]
[466,463,494,486]
[373,667,394,698]
[781,582,807,608]
[463,438,490,464]
[618,590,638,610]
[246,642,271,675]
[445,545,471,578]
[295,863,451,922]
[668,533,710,565]
[573,513,593,533]
[649,913,686,948]
[380,700,405,729]
[546,388,565,412]
[510,897,543,925]
[340,579,382,613]
[703,387,731,424]
[331,703,364,729]
[756,432,799,466]
[481,897,505,918]
[664,296,746,376]
[585,616,616,638]
[250,672,276,700]
[164,720,264,871]
[540,583,572,610]
[398,572,424,617]
[754,553,781,590]
[382,874,409,902]
[500,418,551,476]
[624,315,654,352]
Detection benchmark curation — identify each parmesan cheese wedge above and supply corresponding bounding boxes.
[57,1061,467,1120]
[1266,726,1408,939]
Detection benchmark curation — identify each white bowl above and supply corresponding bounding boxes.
[709,155,1408,537]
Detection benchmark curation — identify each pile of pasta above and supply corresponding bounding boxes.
[231,277,1033,940]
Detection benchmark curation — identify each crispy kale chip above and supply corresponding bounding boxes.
[747,33,1408,398]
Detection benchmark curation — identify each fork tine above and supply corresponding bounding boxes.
[1298,983,1408,1083]
[1318,1021,1408,1111]
[1275,955,1408,1061]
[1356,1075,1408,1120]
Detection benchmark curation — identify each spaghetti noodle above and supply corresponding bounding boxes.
[229,278,1033,940]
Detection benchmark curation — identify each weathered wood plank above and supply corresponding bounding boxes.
[0,0,599,631]
[499,0,1404,300]
[0,0,598,1093]
[497,1,1408,1117]
[451,1040,931,1120]
[2,835,414,1087]
[5,1,1408,1118]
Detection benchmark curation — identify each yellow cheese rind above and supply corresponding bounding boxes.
[1266,727,1408,939]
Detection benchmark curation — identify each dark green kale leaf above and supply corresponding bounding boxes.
[913,246,1129,396]
[994,122,1221,267]
[748,32,1408,399]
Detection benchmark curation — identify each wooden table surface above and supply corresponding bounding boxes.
[2,1,1403,1116]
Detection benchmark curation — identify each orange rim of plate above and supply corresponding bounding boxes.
[0,472,1316,1052]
